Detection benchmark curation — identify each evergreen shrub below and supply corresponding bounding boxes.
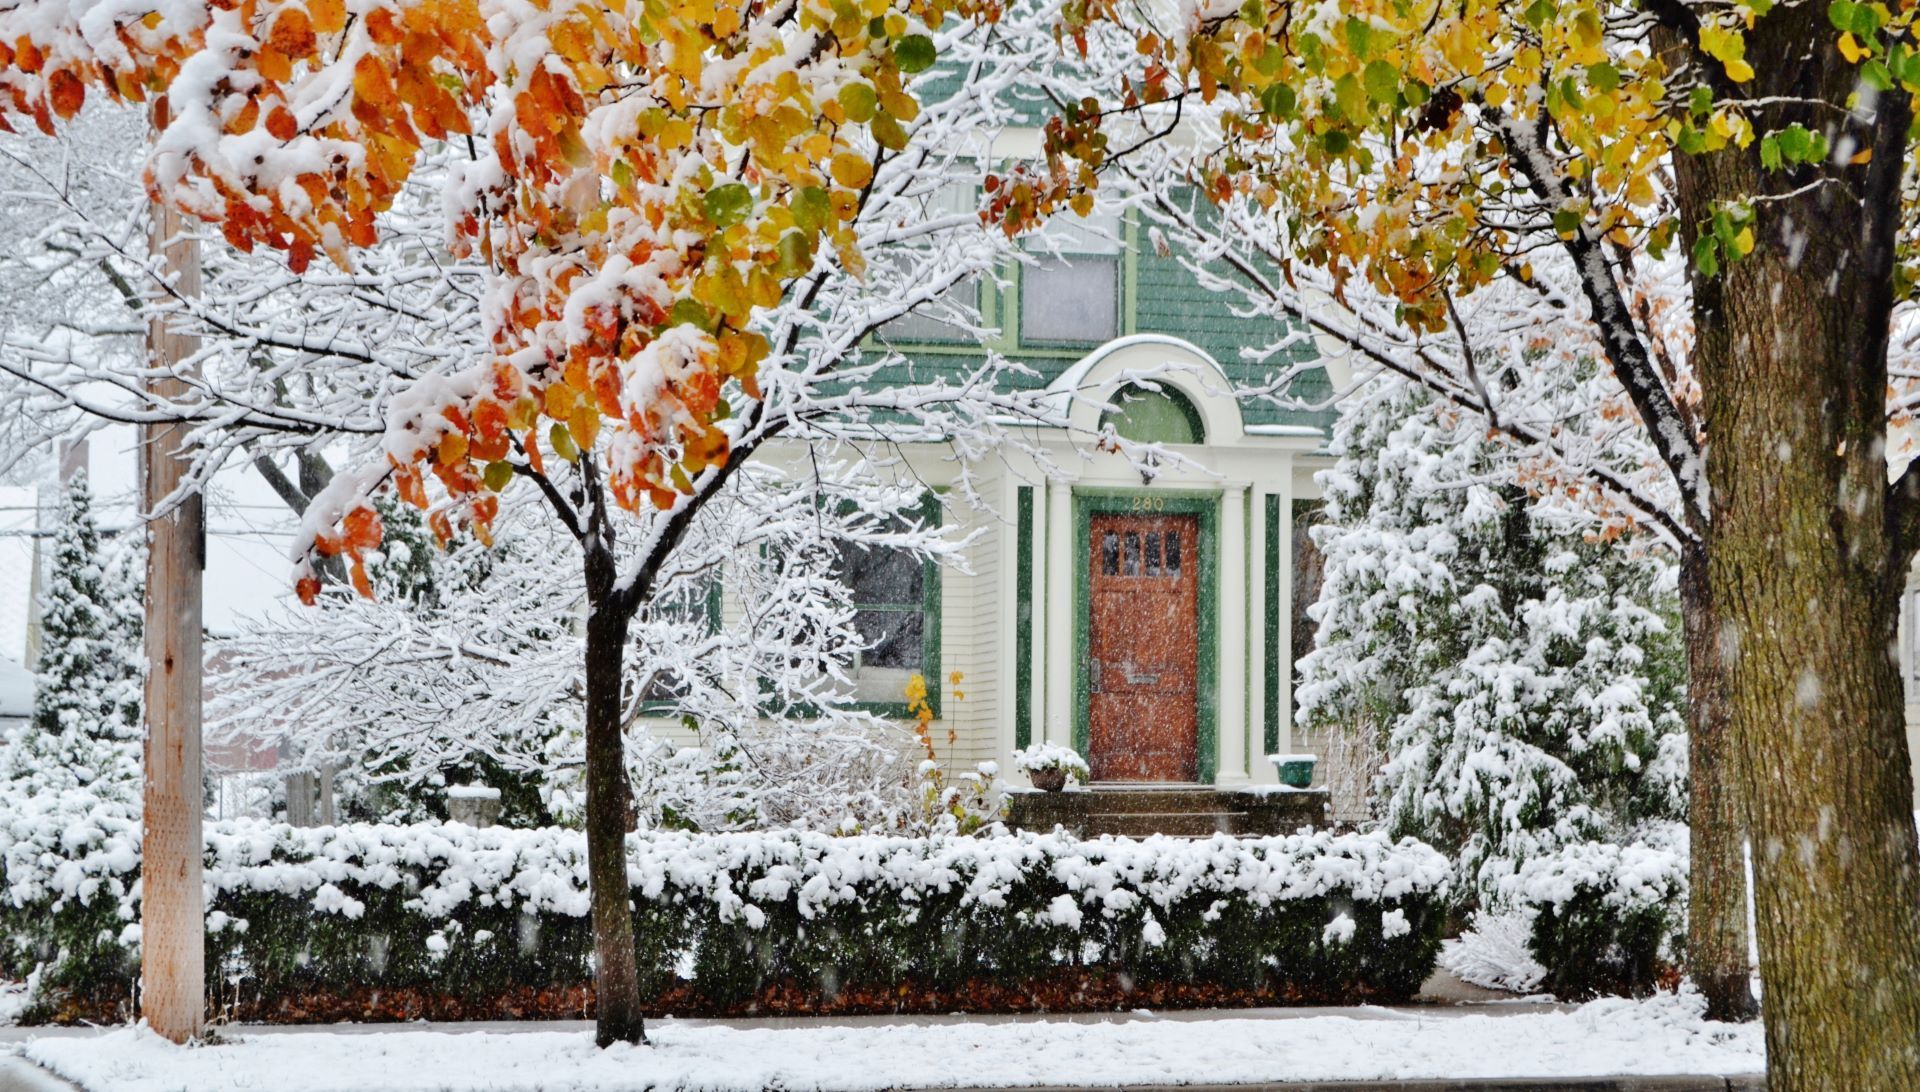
[0,801,1450,1017]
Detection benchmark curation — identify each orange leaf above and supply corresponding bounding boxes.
[295,575,322,606]
[266,105,298,141]
[268,8,316,56]
[309,0,349,35]
[47,69,83,119]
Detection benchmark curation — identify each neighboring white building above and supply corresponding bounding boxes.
[0,656,31,739]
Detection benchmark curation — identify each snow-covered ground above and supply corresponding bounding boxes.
[14,996,1763,1091]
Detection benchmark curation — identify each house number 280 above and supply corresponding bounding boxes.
[1126,496,1167,512]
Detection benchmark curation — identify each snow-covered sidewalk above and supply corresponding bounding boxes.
[12,996,1763,1091]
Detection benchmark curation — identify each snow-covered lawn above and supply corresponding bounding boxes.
[16,996,1763,1091]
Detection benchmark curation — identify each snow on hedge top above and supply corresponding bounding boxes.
[0,794,1448,927]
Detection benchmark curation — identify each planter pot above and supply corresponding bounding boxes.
[1027,767,1069,792]
[1270,754,1317,789]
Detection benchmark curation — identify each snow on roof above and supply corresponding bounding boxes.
[0,655,33,720]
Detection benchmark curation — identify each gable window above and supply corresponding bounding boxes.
[1020,206,1121,344]
[835,503,942,714]
[1100,382,1205,445]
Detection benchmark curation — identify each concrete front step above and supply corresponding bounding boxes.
[1089,812,1244,838]
[1007,786,1332,838]
[1081,788,1242,815]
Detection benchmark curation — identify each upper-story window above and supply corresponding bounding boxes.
[1021,207,1122,344]
[880,180,982,345]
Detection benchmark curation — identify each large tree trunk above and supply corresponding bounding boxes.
[1681,545,1758,1020]
[1677,546,1755,1022]
[1674,16,1920,1085]
[583,542,646,1047]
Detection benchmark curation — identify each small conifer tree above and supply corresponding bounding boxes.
[3,473,142,802]
[1298,378,1687,907]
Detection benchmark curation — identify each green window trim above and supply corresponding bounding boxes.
[1071,488,1220,785]
[1014,486,1035,750]
[846,492,944,721]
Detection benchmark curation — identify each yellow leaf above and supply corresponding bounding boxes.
[830,152,872,189]
[1839,33,1864,64]
[1723,58,1754,82]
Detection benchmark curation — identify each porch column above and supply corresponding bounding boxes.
[1045,477,1075,749]
[1250,491,1278,785]
[1217,485,1251,784]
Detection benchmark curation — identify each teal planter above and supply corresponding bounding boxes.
[1272,754,1317,789]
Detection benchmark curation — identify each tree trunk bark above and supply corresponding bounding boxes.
[1675,17,1920,1084]
[1677,546,1756,1022]
[583,543,646,1047]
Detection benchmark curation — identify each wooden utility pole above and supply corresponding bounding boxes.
[140,95,205,1044]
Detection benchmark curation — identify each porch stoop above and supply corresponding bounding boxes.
[1006,785,1331,838]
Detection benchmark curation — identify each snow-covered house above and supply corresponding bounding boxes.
[717,204,1347,797]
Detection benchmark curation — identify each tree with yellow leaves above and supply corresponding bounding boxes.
[1025,1,1920,1085]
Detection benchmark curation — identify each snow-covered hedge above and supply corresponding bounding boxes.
[0,796,1449,1017]
[1503,825,1689,998]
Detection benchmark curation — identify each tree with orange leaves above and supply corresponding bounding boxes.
[0,0,1118,1046]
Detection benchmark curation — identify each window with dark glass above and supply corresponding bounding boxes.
[834,504,940,710]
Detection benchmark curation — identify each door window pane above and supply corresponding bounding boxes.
[1102,531,1120,575]
[1165,531,1181,576]
[1145,532,1161,576]
[1123,532,1140,576]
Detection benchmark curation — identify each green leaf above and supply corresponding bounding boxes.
[871,110,909,151]
[703,182,754,228]
[1260,82,1297,119]
[1551,208,1581,238]
[1829,0,1859,32]
[1524,0,1555,28]
[838,82,878,123]
[1688,85,1713,116]
[669,298,714,331]
[483,460,514,492]
[1759,134,1783,171]
[1776,123,1818,163]
[793,186,832,235]
[894,34,936,74]
[1585,62,1619,93]
[1321,129,1351,155]
[774,231,814,277]
[1334,72,1367,124]
[1692,236,1720,277]
[1862,59,1894,91]
[1363,60,1400,104]
[1343,16,1372,56]
[611,159,635,189]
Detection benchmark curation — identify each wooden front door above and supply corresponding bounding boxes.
[1088,513,1200,782]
